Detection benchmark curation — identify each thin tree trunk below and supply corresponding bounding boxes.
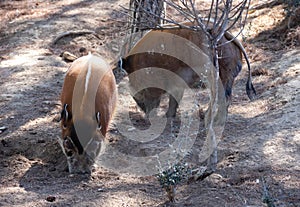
[130,0,165,32]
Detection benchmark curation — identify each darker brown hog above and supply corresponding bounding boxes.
[121,26,256,118]
[60,53,117,174]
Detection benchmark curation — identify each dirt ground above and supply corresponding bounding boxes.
[0,0,299,206]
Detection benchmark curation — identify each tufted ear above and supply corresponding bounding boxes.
[60,104,69,122]
[96,112,102,130]
[60,104,71,129]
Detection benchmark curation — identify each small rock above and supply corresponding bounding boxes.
[112,47,119,52]
[46,196,56,202]
[40,107,50,113]
[79,47,87,54]
[0,126,7,134]
[42,51,53,56]
[61,51,77,62]
[29,131,37,135]
[42,101,51,105]
[139,188,147,192]
[127,127,136,132]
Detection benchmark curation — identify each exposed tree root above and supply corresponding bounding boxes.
[51,30,102,46]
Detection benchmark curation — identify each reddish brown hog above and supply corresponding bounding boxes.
[121,26,256,118]
[60,53,117,174]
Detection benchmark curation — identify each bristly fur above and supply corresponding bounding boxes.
[60,53,117,173]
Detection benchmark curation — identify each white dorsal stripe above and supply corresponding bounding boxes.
[84,52,93,94]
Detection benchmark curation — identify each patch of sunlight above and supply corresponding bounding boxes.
[277,49,300,75]
[243,3,285,38]
[0,187,40,206]
[0,187,27,193]
[229,99,269,118]
[263,130,300,169]
[19,109,58,132]
[20,118,49,131]
[99,191,151,207]
[0,48,48,68]
[4,107,60,140]
[1,49,66,95]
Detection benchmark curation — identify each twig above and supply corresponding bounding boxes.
[164,1,195,23]
[188,0,209,36]
[226,0,250,31]
[206,0,215,28]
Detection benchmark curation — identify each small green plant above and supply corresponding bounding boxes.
[157,163,192,202]
[261,177,276,207]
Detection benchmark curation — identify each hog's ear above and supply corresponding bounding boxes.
[60,104,69,122]
[96,112,102,130]
[119,57,130,74]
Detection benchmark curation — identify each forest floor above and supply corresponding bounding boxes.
[0,0,299,206]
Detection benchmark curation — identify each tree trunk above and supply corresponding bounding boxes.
[130,0,165,32]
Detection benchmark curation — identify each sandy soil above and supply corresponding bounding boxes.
[0,0,299,206]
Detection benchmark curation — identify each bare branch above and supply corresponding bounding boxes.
[227,0,251,32]
[206,0,215,28]
[164,1,195,22]
[188,0,206,34]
